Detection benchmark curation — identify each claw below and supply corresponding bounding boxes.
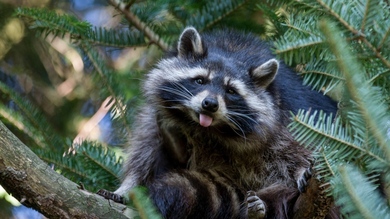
[297,168,312,193]
[97,189,125,204]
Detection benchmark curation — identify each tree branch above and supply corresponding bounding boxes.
[0,120,133,219]
[107,0,169,51]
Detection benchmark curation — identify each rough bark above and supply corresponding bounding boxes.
[0,120,132,219]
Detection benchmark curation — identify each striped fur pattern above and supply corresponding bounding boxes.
[114,27,338,219]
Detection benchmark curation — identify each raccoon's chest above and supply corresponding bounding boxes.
[185,137,267,189]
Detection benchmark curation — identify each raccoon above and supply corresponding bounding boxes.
[101,27,338,219]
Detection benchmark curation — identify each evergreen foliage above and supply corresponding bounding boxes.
[128,187,163,219]
[276,0,390,218]
[333,165,390,219]
[0,80,63,150]
[1,0,266,217]
[0,0,389,218]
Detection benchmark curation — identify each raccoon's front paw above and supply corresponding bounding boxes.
[297,168,312,193]
[246,191,266,219]
[97,189,125,204]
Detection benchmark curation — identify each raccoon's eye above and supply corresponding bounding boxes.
[227,88,237,95]
[195,78,204,85]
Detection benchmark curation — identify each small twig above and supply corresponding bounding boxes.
[316,0,364,37]
[107,0,169,51]
[315,0,390,69]
[125,0,136,10]
[362,37,390,69]
[78,182,86,190]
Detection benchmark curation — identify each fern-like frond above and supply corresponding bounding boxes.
[37,147,96,184]
[16,7,146,48]
[274,35,326,65]
[15,7,91,39]
[80,43,133,134]
[39,141,122,191]
[107,0,170,50]
[312,0,390,69]
[359,0,384,32]
[129,187,162,219]
[0,102,46,148]
[282,14,323,39]
[75,141,123,190]
[356,0,390,69]
[289,110,387,181]
[87,26,147,47]
[377,22,390,51]
[0,81,65,150]
[316,0,362,35]
[332,165,390,219]
[320,19,390,161]
[314,148,338,183]
[349,0,390,56]
[185,0,249,31]
[256,3,288,39]
[299,60,344,93]
[266,0,296,7]
[127,1,183,46]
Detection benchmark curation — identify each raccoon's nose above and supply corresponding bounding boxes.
[202,97,219,112]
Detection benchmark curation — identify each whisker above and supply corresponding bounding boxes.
[228,110,259,115]
[160,105,181,110]
[226,115,247,142]
[158,86,192,100]
[172,82,193,97]
[166,81,194,99]
[227,111,259,126]
[159,99,181,103]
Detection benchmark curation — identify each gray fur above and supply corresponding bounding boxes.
[178,27,204,58]
[252,59,279,88]
[114,27,338,219]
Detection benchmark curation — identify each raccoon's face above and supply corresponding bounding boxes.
[145,27,279,136]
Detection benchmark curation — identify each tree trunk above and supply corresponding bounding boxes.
[0,120,132,219]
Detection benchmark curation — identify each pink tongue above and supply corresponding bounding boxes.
[199,114,213,127]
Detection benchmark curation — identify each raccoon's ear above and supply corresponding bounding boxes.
[177,27,205,59]
[251,59,279,88]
